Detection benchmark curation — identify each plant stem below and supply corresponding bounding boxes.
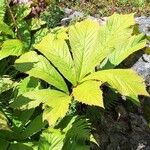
[6,0,22,40]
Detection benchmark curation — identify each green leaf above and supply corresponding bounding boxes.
[10,77,41,110]
[34,29,77,85]
[15,51,68,93]
[43,95,71,126]
[62,116,91,150]
[103,34,146,68]
[0,111,10,131]
[19,114,45,140]
[0,39,24,60]
[0,21,14,36]
[17,76,41,96]
[0,77,14,94]
[9,142,35,150]
[18,21,31,49]
[12,109,34,131]
[73,80,103,107]
[98,13,135,56]
[15,4,31,21]
[0,139,9,150]
[31,28,49,46]
[30,18,46,31]
[0,0,6,22]
[21,89,71,125]
[10,89,71,125]
[39,128,65,150]
[69,19,101,81]
[82,69,149,105]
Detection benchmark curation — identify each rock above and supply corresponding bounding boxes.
[135,16,150,36]
[132,54,150,85]
[92,110,150,150]
[64,8,73,15]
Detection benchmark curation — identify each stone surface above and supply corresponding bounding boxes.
[132,54,150,85]
[135,16,150,36]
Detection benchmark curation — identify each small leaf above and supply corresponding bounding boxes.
[0,77,14,94]
[0,39,24,60]
[17,76,41,96]
[73,80,103,107]
[30,18,46,31]
[18,21,31,49]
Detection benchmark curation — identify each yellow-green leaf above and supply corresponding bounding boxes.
[0,39,23,60]
[98,13,135,56]
[22,89,71,126]
[0,0,6,22]
[73,80,103,107]
[82,69,149,104]
[69,19,101,81]
[43,94,71,126]
[0,21,14,36]
[103,34,146,68]
[34,29,77,85]
[15,51,68,93]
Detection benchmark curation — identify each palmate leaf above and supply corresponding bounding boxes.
[15,51,68,93]
[0,39,24,60]
[24,89,71,125]
[73,80,104,107]
[82,69,149,105]
[34,29,77,85]
[102,34,146,69]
